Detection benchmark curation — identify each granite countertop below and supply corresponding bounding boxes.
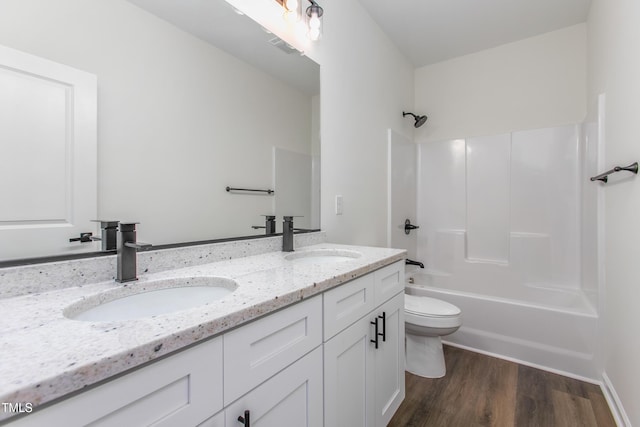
[0,243,405,420]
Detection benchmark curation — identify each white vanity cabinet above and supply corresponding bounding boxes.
[6,260,405,427]
[7,296,323,427]
[8,337,224,427]
[323,261,405,427]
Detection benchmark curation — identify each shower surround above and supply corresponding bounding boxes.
[394,121,601,380]
[419,125,589,300]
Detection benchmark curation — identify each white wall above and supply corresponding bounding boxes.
[387,130,417,259]
[588,1,640,425]
[319,0,415,246]
[414,24,587,143]
[273,148,312,231]
[0,0,313,245]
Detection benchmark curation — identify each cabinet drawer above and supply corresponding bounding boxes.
[9,337,223,427]
[224,296,322,405]
[374,261,404,306]
[323,273,375,341]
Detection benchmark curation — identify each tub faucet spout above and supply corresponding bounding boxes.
[406,258,424,269]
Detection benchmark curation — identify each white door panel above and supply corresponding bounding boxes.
[0,44,97,259]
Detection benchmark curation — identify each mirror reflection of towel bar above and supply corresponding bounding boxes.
[225,186,274,195]
[590,162,638,183]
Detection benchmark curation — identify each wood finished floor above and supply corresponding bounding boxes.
[388,346,617,427]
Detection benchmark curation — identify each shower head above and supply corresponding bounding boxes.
[403,111,428,128]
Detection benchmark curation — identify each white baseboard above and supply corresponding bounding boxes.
[601,372,631,427]
[442,340,599,385]
[445,325,598,381]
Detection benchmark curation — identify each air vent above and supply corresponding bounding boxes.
[268,36,297,54]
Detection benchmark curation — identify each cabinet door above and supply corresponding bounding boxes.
[324,313,376,427]
[375,292,405,427]
[225,346,323,427]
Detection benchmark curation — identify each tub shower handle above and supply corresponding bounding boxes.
[378,312,386,342]
[370,318,380,349]
[405,219,419,235]
[237,410,250,426]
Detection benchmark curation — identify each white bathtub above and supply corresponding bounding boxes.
[406,270,600,381]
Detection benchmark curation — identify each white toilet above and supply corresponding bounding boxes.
[404,294,462,378]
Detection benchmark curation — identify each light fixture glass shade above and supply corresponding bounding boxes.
[306,3,323,41]
[285,0,298,11]
[308,27,321,41]
[283,0,300,22]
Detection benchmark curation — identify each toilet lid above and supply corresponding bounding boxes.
[405,294,461,317]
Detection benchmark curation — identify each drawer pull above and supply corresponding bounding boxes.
[238,410,250,426]
[378,312,386,342]
[370,318,379,349]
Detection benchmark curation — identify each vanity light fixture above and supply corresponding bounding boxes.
[276,0,323,41]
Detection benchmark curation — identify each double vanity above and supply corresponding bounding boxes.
[0,233,406,426]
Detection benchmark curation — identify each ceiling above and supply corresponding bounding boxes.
[357,0,592,67]
[127,0,591,86]
[127,0,320,95]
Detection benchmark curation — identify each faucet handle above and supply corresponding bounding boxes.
[92,220,119,229]
[124,241,153,251]
[119,222,140,232]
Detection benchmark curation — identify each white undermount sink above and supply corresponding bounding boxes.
[65,276,238,322]
[284,249,362,264]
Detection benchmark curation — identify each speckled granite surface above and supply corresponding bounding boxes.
[0,232,325,299]
[0,239,405,421]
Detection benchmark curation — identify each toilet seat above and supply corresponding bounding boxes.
[404,294,462,329]
[405,294,461,317]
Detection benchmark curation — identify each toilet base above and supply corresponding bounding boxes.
[405,333,446,378]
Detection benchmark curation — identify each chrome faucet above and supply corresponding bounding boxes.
[116,223,152,283]
[282,216,295,252]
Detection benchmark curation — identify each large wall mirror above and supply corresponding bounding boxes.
[0,0,320,262]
